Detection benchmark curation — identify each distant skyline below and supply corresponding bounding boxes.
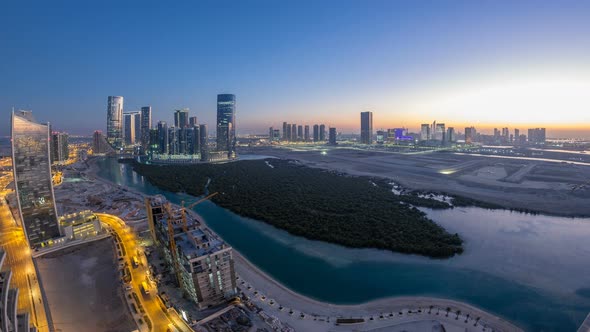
[2,1,590,138]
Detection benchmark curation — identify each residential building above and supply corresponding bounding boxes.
[319,124,326,141]
[304,125,310,141]
[447,127,455,142]
[328,127,337,145]
[528,128,546,144]
[313,124,319,142]
[189,116,198,127]
[145,196,237,308]
[420,124,430,141]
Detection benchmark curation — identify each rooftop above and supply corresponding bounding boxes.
[175,228,226,259]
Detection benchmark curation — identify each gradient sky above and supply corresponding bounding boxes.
[2,1,590,137]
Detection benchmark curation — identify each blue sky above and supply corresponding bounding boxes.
[2,1,590,137]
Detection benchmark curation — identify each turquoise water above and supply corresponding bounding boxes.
[95,157,590,331]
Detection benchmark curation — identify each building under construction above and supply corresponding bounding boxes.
[145,195,237,308]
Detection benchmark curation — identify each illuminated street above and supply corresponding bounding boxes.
[97,213,192,332]
[0,174,51,332]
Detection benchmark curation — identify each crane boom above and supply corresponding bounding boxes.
[181,192,219,232]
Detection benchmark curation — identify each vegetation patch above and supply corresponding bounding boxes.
[133,159,463,258]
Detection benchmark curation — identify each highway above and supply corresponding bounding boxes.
[0,176,51,332]
[97,213,192,332]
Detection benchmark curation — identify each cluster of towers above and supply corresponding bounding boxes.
[105,94,236,161]
[269,123,336,143]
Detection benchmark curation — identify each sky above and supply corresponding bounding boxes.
[1,1,590,137]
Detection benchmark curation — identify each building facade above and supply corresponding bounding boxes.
[216,94,236,158]
[144,196,237,308]
[140,106,152,151]
[11,111,61,248]
[328,127,337,145]
[360,111,373,144]
[106,96,124,149]
[50,131,69,164]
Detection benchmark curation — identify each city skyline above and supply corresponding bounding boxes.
[1,1,590,138]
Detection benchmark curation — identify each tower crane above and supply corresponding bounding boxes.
[180,192,218,232]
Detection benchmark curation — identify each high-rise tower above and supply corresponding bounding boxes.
[216,94,236,157]
[141,106,152,151]
[11,111,61,247]
[106,96,124,149]
[360,111,373,144]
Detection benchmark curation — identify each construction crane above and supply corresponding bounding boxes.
[180,192,218,232]
[163,202,182,287]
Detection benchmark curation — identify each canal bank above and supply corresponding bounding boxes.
[93,156,590,331]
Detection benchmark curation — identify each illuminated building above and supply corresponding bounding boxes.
[216,94,236,158]
[11,111,61,248]
[50,131,69,164]
[106,96,124,149]
[0,250,34,332]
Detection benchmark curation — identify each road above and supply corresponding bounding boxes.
[0,186,52,332]
[97,213,192,332]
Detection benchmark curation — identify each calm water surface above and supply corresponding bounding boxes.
[96,157,590,331]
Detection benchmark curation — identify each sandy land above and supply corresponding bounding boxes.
[75,157,523,331]
[240,146,590,217]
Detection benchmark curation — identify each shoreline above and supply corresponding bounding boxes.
[238,147,590,218]
[87,156,522,331]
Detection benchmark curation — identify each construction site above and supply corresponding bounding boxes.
[144,194,238,310]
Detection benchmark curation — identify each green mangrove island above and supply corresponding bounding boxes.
[132,158,463,258]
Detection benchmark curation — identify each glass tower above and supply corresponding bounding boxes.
[107,96,124,149]
[11,111,61,248]
[216,94,236,157]
[360,111,373,144]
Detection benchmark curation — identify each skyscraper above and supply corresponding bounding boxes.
[420,124,430,141]
[446,127,455,142]
[304,125,310,141]
[313,124,319,142]
[465,127,476,144]
[106,96,124,149]
[199,124,209,161]
[50,131,69,163]
[216,94,236,157]
[286,124,292,141]
[140,106,152,151]
[528,128,546,144]
[360,111,373,144]
[11,111,61,247]
[292,123,297,142]
[189,116,198,127]
[174,109,189,128]
[435,123,445,141]
[282,122,288,141]
[328,127,337,145]
[134,112,141,144]
[157,121,168,154]
[319,124,326,141]
[124,113,136,146]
